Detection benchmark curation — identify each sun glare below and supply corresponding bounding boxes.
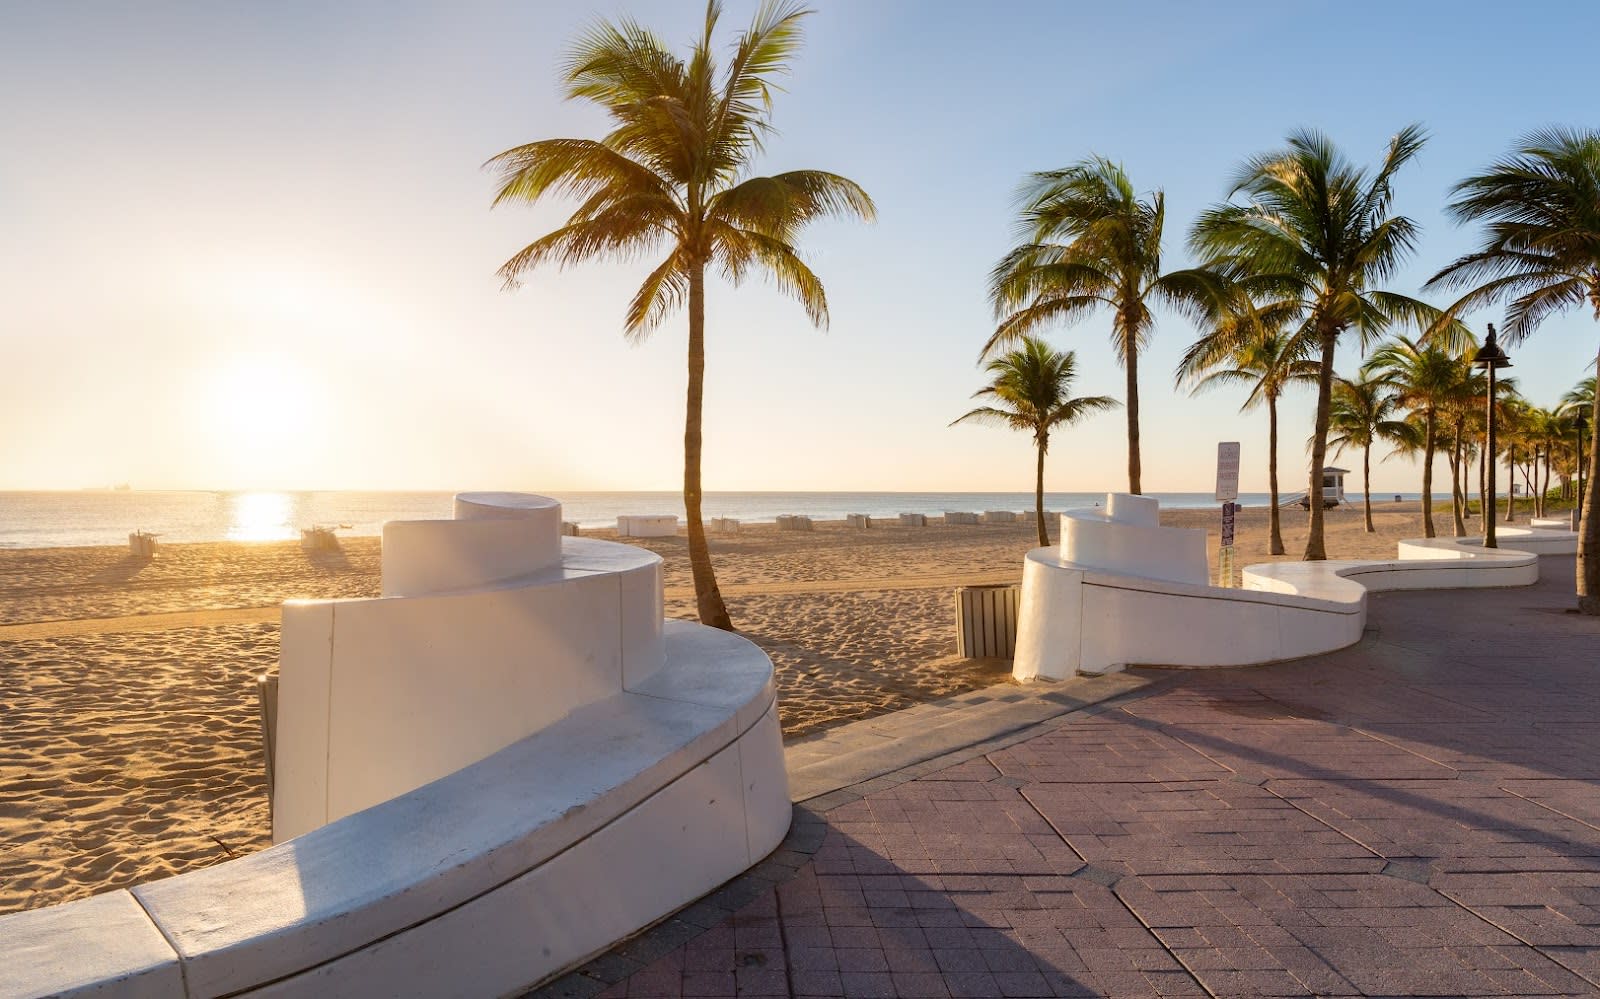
[205,353,316,448]
[224,490,296,542]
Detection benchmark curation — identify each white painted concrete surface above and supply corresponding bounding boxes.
[1,493,789,999]
[1014,493,1557,681]
[1058,499,1208,587]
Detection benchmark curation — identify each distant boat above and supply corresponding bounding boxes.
[112,483,131,491]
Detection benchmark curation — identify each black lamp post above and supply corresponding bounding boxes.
[1473,323,1513,548]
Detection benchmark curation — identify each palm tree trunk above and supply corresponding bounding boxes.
[1451,421,1467,536]
[1362,443,1374,533]
[1532,449,1542,517]
[1478,446,1486,519]
[1421,409,1437,538]
[1452,435,1465,531]
[1540,452,1547,515]
[1123,320,1142,495]
[1505,446,1516,523]
[1268,395,1284,555]
[1304,330,1338,560]
[1034,434,1049,548]
[1580,341,1600,614]
[684,263,733,631]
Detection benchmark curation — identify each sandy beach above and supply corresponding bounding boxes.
[0,499,1445,912]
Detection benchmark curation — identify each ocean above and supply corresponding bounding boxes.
[0,489,1399,549]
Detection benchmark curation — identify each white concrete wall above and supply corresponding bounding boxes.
[1057,494,1208,586]
[1014,493,1554,681]
[0,493,790,999]
[276,500,665,841]
[381,492,563,597]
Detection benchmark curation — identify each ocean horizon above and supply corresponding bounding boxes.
[0,489,1422,550]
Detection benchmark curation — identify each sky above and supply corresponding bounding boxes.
[2,0,1596,494]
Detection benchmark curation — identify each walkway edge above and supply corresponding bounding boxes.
[783,672,1153,804]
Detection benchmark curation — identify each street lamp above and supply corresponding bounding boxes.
[1473,323,1513,548]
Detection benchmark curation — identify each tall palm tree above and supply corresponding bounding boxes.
[486,1,874,630]
[1426,127,1600,613]
[1326,375,1412,532]
[1364,336,1467,538]
[951,338,1117,547]
[1191,125,1446,560]
[1177,305,1318,554]
[986,159,1218,494]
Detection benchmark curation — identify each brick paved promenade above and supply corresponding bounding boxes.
[555,556,1600,997]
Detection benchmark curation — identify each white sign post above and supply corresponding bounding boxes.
[1216,443,1240,587]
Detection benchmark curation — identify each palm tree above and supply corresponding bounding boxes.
[486,1,874,630]
[1425,127,1600,613]
[1562,376,1596,508]
[951,338,1117,547]
[1437,359,1487,535]
[1364,336,1467,538]
[1326,375,1412,532]
[1562,375,1597,419]
[1177,306,1318,554]
[986,159,1218,494]
[1191,125,1447,560]
[1496,396,1534,523]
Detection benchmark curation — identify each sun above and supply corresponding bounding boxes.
[203,353,318,458]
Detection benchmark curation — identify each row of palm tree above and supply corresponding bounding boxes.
[487,0,1600,621]
[1325,360,1596,536]
[985,127,1600,614]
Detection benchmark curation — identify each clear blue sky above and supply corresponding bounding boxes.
[2,0,1594,492]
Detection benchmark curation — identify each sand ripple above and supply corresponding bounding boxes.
[0,624,275,912]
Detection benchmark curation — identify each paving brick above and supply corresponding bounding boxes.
[582,562,1600,999]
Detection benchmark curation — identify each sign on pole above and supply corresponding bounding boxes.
[1216,443,1241,587]
[1216,442,1240,502]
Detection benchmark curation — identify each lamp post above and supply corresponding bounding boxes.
[1473,323,1512,548]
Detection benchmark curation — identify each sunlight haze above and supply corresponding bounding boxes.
[2,0,1594,493]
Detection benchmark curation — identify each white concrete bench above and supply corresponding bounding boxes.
[1013,493,1559,681]
[709,517,740,534]
[776,515,814,532]
[898,513,927,527]
[846,514,872,528]
[981,511,1017,524]
[943,511,979,525]
[1,493,789,999]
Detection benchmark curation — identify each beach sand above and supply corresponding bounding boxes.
[0,497,1448,912]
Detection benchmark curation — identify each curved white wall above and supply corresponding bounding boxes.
[1015,493,1567,681]
[1056,494,1208,587]
[381,492,563,597]
[3,493,790,999]
[279,502,666,840]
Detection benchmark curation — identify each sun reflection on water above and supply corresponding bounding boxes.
[224,492,296,542]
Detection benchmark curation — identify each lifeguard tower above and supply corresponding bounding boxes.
[1289,467,1349,509]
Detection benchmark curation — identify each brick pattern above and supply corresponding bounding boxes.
[531,559,1600,997]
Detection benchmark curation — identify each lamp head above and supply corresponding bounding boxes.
[1472,323,1512,370]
